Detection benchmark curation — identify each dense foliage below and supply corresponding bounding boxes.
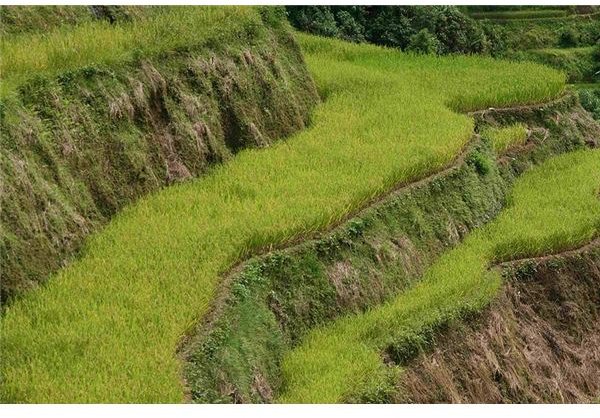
[287,6,505,56]
[580,87,600,120]
[286,5,600,68]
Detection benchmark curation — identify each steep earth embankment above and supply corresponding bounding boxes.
[395,240,600,403]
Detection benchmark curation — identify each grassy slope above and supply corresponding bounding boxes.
[0,6,155,36]
[0,6,94,35]
[489,14,600,50]
[279,148,600,403]
[469,9,570,20]
[516,47,597,83]
[0,33,564,402]
[0,7,260,98]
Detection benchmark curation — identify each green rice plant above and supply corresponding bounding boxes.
[279,148,600,403]
[506,47,596,83]
[0,6,260,97]
[0,30,565,402]
[481,123,528,153]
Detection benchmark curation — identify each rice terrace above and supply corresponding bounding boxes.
[1,4,600,408]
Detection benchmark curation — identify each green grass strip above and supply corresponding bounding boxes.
[278,148,600,403]
[0,6,260,98]
[0,34,564,402]
[469,9,570,20]
[481,123,528,154]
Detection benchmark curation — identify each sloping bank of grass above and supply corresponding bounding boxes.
[279,148,600,403]
[506,47,597,84]
[0,7,260,98]
[0,34,564,402]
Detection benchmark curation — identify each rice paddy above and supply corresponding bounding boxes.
[0,25,567,402]
[278,148,600,403]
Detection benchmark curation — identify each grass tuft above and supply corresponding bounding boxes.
[481,123,528,153]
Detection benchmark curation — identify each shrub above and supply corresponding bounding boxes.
[335,10,365,43]
[286,6,495,56]
[364,7,414,49]
[407,29,440,55]
[579,88,600,120]
[412,6,489,54]
[481,24,507,56]
[286,6,339,38]
[593,44,600,81]
[467,150,492,175]
[559,28,580,47]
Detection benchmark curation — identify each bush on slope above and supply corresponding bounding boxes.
[0,34,564,402]
[279,148,600,403]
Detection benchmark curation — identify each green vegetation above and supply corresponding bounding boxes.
[406,29,440,55]
[286,6,599,60]
[0,5,154,36]
[481,123,528,153]
[279,148,600,403]
[580,87,600,120]
[0,5,317,302]
[184,92,599,403]
[507,46,597,83]
[0,30,564,402]
[0,5,94,35]
[468,9,570,20]
[490,14,600,50]
[287,6,504,56]
[0,7,262,97]
[185,138,509,402]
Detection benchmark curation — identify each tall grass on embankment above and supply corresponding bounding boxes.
[0,6,260,98]
[481,123,528,153]
[0,32,564,402]
[279,148,600,403]
[469,9,570,20]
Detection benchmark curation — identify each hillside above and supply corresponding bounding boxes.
[1,6,318,302]
[1,5,599,405]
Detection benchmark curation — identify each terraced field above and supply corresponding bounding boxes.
[0,14,568,402]
[279,148,600,403]
[5,6,600,406]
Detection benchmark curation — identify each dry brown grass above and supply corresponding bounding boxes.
[395,242,600,403]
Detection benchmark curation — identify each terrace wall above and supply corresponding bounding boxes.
[395,240,600,403]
